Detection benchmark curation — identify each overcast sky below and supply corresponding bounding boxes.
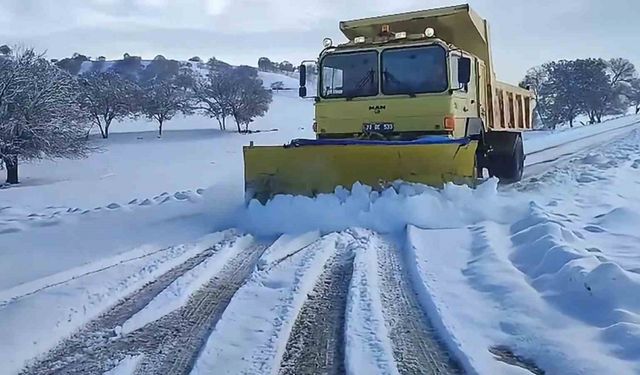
[0,0,638,83]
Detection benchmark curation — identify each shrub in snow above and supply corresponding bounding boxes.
[0,48,92,184]
[0,45,11,56]
[270,81,285,91]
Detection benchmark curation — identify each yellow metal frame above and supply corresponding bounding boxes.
[244,141,478,202]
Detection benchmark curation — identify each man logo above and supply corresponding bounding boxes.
[368,105,386,114]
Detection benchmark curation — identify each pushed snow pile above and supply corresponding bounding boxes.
[243,179,528,235]
[510,203,640,360]
[593,206,640,237]
[510,202,585,278]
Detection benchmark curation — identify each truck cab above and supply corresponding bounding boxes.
[313,36,481,140]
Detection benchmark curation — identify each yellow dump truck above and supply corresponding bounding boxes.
[244,4,534,202]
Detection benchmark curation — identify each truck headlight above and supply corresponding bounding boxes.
[323,38,333,48]
[425,27,435,38]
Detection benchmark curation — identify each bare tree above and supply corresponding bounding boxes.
[139,75,192,136]
[607,58,636,87]
[77,71,139,139]
[521,66,552,128]
[225,69,272,133]
[629,78,640,115]
[0,48,92,184]
[192,70,233,130]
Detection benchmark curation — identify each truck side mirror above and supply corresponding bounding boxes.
[458,57,471,85]
[299,64,307,98]
[299,64,307,88]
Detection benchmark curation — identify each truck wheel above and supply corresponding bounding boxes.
[487,133,524,183]
[499,134,524,183]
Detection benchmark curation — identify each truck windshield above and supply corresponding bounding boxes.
[381,45,448,95]
[320,51,378,99]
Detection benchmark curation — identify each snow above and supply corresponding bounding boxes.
[524,114,640,154]
[191,232,345,375]
[0,72,311,215]
[0,190,237,291]
[344,229,398,375]
[0,232,230,374]
[242,178,524,236]
[2,70,640,374]
[103,355,144,375]
[120,234,254,335]
[401,130,640,374]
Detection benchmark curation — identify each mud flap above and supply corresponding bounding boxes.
[244,141,478,203]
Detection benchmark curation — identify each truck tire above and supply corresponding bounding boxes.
[498,134,524,183]
[486,132,524,183]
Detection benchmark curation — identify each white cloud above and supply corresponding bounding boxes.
[136,0,170,8]
[204,0,229,15]
[0,0,637,84]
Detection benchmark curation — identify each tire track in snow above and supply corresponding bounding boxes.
[135,241,266,374]
[22,232,260,375]
[278,247,355,375]
[344,230,399,375]
[377,233,462,375]
[0,244,185,309]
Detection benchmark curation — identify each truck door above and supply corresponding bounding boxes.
[477,60,488,126]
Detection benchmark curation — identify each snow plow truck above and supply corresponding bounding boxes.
[244,4,534,202]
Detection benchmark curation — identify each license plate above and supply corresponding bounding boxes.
[363,122,394,132]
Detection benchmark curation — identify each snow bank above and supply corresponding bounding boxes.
[593,206,640,237]
[514,205,640,330]
[407,220,639,375]
[524,114,640,154]
[513,204,640,315]
[242,179,528,236]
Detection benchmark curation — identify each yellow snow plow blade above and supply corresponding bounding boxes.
[244,141,478,203]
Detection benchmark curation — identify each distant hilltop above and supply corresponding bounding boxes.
[50,53,235,81]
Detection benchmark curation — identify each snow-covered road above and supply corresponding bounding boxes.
[524,116,640,177]
[3,124,639,375]
[2,71,640,375]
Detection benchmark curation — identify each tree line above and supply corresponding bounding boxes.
[0,46,273,184]
[72,53,271,138]
[521,57,640,128]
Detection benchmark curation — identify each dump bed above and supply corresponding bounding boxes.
[488,82,534,131]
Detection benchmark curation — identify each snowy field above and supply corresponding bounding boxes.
[2,72,640,374]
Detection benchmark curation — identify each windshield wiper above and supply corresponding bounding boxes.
[345,70,375,100]
[383,71,417,97]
